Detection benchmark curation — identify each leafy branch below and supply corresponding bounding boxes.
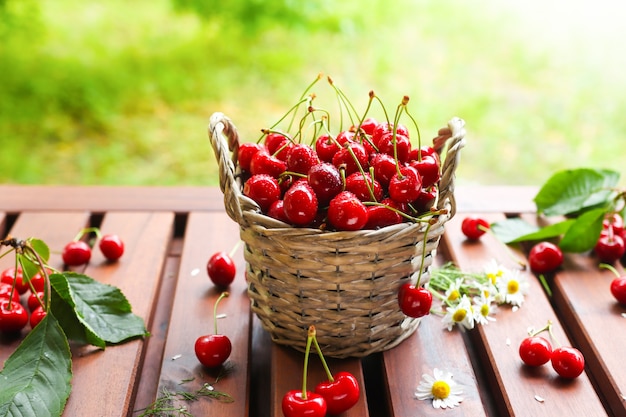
[490,168,624,252]
[0,236,149,416]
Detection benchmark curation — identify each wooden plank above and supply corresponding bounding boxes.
[551,247,626,416]
[442,212,608,416]
[270,343,369,417]
[157,212,251,415]
[61,211,175,416]
[0,211,91,365]
[381,253,490,417]
[0,186,224,213]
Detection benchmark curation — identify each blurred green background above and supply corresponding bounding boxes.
[2,0,626,186]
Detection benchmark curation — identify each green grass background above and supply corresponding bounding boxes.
[2,0,626,187]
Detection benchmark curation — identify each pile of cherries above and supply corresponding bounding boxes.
[0,229,125,335]
[0,266,47,332]
[239,115,443,231]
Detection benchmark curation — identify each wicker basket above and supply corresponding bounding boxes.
[208,112,466,358]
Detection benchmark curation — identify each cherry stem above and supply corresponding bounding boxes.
[599,262,620,278]
[537,274,553,297]
[228,241,242,259]
[301,325,316,399]
[414,222,432,287]
[310,329,334,383]
[213,292,229,335]
[73,227,102,243]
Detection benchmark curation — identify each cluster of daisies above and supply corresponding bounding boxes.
[414,260,529,410]
[426,259,529,331]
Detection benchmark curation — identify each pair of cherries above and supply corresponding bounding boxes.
[282,326,360,417]
[62,227,125,266]
[518,321,585,379]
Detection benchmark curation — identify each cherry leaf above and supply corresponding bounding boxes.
[559,207,606,253]
[491,218,575,244]
[0,314,72,417]
[533,168,619,216]
[50,272,148,345]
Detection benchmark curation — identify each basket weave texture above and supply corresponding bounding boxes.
[209,113,466,358]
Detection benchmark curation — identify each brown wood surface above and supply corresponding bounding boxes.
[444,212,608,417]
[1,186,624,417]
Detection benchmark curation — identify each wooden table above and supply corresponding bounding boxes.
[0,185,624,417]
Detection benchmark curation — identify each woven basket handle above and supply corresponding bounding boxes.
[434,117,466,217]
[208,112,247,224]
[209,112,466,223]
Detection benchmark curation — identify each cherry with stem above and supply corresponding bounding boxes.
[194,291,232,368]
[282,325,327,417]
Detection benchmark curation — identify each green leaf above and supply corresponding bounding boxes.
[0,314,72,417]
[490,218,539,243]
[50,272,148,345]
[29,238,50,263]
[491,218,575,243]
[533,168,619,216]
[559,207,606,252]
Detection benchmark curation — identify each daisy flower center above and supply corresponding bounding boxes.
[431,380,451,399]
[447,289,460,301]
[507,280,520,294]
[480,303,490,317]
[452,308,467,322]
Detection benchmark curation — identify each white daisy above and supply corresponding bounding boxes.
[472,293,497,325]
[415,368,464,409]
[496,268,529,307]
[442,295,475,331]
[444,278,464,302]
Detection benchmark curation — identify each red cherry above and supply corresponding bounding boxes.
[408,145,438,161]
[1,267,29,294]
[29,270,46,293]
[267,199,289,223]
[355,117,378,135]
[264,132,291,160]
[371,122,409,147]
[195,334,232,368]
[243,174,281,213]
[283,182,319,227]
[364,204,403,229]
[594,232,625,264]
[377,131,411,164]
[388,166,422,204]
[28,291,45,312]
[551,346,585,379]
[603,212,624,234]
[0,282,20,303]
[344,172,383,202]
[528,241,563,274]
[412,186,438,213]
[0,300,29,333]
[398,282,432,318]
[99,234,125,261]
[519,336,553,367]
[461,217,490,240]
[195,292,232,368]
[336,130,356,146]
[207,251,236,287]
[314,371,360,415]
[314,134,341,163]
[238,142,265,172]
[286,143,320,175]
[307,162,343,206]
[282,390,327,417]
[327,191,368,231]
[370,152,398,188]
[249,149,287,178]
[331,142,368,176]
[409,155,440,189]
[610,276,626,304]
[30,306,47,329]
[62,241,92,266]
